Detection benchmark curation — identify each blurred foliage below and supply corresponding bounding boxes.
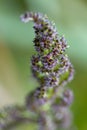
[0,0,87,130]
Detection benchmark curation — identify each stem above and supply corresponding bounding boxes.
[0,105,38,130]
[1,117,38,130]
[39,111,56,130]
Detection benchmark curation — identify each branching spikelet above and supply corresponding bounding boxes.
[21,12,74,110]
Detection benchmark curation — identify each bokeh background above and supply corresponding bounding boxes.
[0,0,87,130]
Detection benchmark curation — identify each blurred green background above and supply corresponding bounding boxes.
[0,0,87,130]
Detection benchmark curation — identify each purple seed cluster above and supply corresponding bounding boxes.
[21,12,74,110]
[21,12,74,103]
